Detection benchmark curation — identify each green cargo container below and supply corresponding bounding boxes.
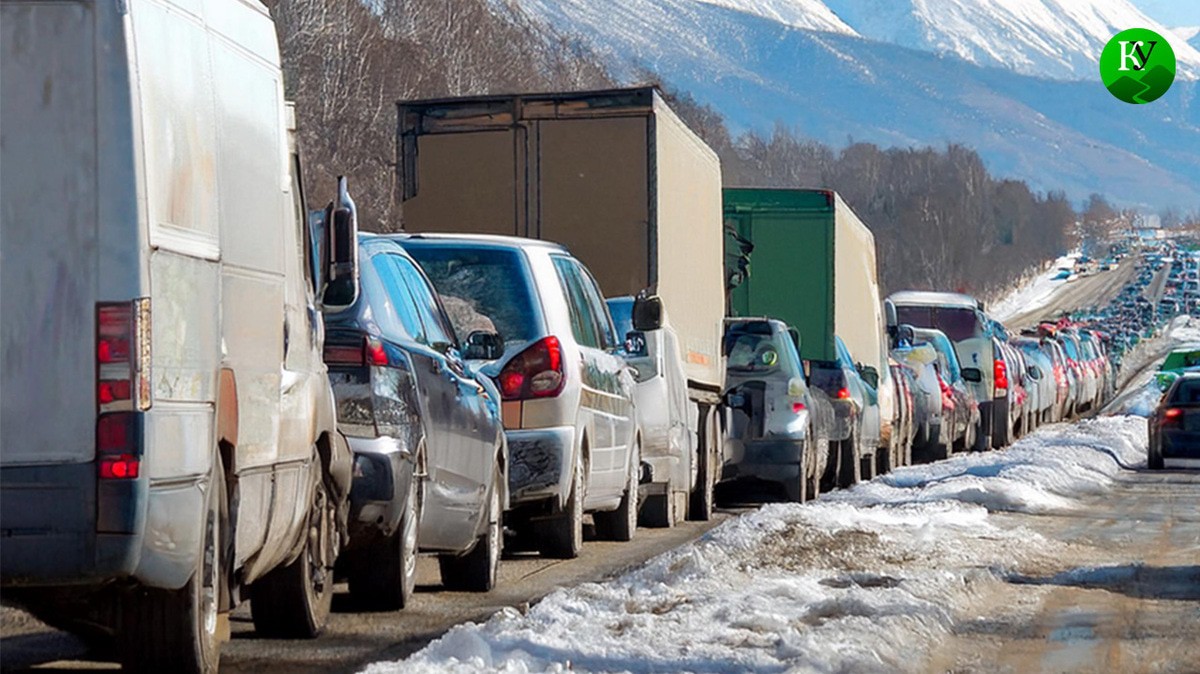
[724,188,886,374]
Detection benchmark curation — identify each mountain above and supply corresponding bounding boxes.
[1176,26,1200,51]
[820,0,1200,81]
[507,0,1200,209]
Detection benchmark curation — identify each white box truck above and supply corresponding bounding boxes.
[396,87,726,524]
[1,1,359,670]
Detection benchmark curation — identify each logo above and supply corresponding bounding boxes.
[1100,28,1176,104]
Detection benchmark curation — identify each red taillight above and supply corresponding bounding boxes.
[994,359,1009,395]
[1162,407,1185,427]
[97,300,151,413]
[836,387,851,399]
[937,374,955,411]
[498,336,564,401]
[792,401,807,413]
[324,337,388,366]
[97,413,140,480]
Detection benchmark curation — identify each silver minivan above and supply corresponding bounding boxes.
[398,235,641,559]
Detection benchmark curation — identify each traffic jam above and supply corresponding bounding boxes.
[0,2,1196,672]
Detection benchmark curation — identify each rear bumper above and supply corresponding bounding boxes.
[1,462,142,587]
[346,435,417,541]
[507,426,574,505]
[722,438,805,475]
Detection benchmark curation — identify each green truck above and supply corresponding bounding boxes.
[724,188,900,482]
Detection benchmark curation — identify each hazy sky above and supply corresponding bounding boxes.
[1131,0,1200,27]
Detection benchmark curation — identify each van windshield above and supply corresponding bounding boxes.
[402,242,540,345]
[896,305,981,342]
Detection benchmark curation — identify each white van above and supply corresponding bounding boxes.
[1,0,357,670]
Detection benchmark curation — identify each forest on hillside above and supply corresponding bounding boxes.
[267,0,1130,298]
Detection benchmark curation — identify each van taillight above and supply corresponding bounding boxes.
[97,300,151,413]
[994,359,1008,395]
[498,336,564,401]
[97,412,140,480]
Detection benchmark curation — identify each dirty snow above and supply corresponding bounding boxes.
[364,413,1149,674]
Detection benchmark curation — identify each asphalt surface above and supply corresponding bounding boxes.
[0,513,733,672]
[924,468,1200,674]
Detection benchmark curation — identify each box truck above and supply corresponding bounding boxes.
[396,87,725,524]
[724,188,900,483]
[1,1,358,670]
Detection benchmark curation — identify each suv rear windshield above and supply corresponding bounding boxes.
[724,322,799,375]
[896,305,982,342]
[1169,378,1200,404]
[402,242,540,345]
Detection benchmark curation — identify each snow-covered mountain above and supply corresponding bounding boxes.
[821,0,1200,81]
[508,0,1200,208]
[1176,25,1200,51]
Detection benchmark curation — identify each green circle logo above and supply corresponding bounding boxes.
[1100,28,1176,104]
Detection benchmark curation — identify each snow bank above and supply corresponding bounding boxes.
[989,254,1075,323]
[364,415,1146,674]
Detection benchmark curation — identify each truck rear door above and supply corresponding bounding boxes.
[2,2,100,466]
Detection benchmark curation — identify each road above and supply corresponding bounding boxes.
[1004,261,1139,330]
[923,468,1200,673]
[0,514,731,672]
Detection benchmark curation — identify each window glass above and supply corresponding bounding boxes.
[575,263,616,349]
[724,323,801,375]
[404,243,539,345]
[552,256,601,349]
[608,298,634,339]
[1169,379,1200,404]
[394,256,456,348]
[368,254,426,342]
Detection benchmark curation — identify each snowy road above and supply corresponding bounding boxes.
[926,468,1200,673]
[1000,260,1141,330]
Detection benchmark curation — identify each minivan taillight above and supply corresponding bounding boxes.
[324,336,388,366]
[994,359,1008,396]
[97,412,140,479]
[498,336,564,400]
[97,300,151,413]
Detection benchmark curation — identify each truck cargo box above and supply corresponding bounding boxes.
[396,87,724,392]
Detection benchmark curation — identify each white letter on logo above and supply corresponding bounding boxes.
[1118,41,1143,71]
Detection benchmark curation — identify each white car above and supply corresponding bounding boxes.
[401,235,641,559]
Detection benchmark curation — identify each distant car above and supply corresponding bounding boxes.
[1148,373,1200,469]
[720,318,834,502]
[326,236,508,608]
[912,328,980,459]
[893,342,953,461]
[400,234,641,559]
[1052,269,1072,280]
[1155,346,1200,391]
[809,335,882,487]
[1012,337,1058,426]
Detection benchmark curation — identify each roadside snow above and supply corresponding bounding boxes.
[989,254,1076,323]
[364,415,1147,674]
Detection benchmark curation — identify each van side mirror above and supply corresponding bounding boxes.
[961,367,983,383]
[632,295,663,331]
[321,176,359,310]
[624,330,648,358]
[463,330,503,361]
[884,299,897,330]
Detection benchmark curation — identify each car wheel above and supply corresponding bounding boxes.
[1148,441,1165,470]
[539,457,584,559]
[688,407,718,521]
[251,462,338,636]
[439,464,503,592]
[120,456,225,672]
[595,441,639,542]
[348,461,420,610]
[836,428,861,489]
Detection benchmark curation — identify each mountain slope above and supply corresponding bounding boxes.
[821,0,1200,81]
[509,0,1200,208]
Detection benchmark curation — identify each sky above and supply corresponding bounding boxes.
[1130,0,1200,27]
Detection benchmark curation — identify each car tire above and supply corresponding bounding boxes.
[836,428,861,489]
[347,463,421,611]
[119,457,225,673]
[595,442,639,542]
[539,458,584,559]
[250,463,338,637]
[439,465,503,592]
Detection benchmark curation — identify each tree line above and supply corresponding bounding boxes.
[269,0,1126,300]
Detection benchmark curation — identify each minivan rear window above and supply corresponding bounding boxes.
[403,243,540,345]
[896,306,981,342]
[1169,379,1200,404]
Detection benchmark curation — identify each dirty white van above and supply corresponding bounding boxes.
[1,0,358,670]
